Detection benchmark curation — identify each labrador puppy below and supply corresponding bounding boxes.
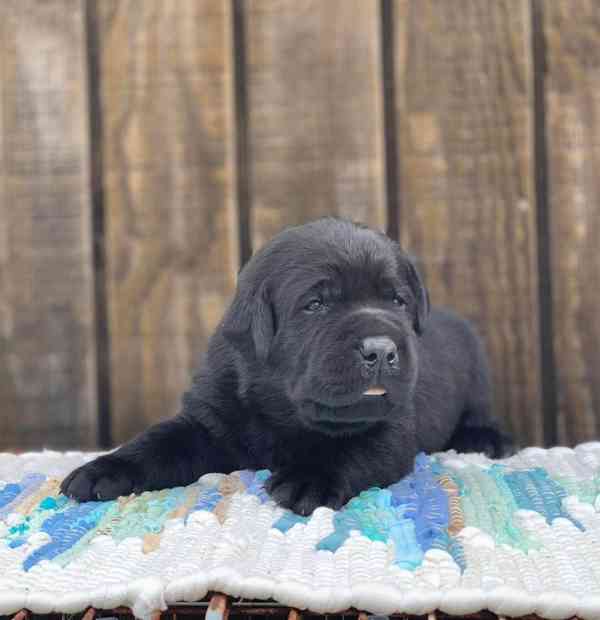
[61,218,509,514]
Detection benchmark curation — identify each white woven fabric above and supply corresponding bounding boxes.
[1,445,600,619]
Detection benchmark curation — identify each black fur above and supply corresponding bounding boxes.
[61,218,510,514]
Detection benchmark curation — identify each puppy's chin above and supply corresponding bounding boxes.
[298,395,394,437]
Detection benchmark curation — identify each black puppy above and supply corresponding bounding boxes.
[62,218,508,514]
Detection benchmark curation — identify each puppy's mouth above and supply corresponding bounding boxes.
[299,390,394,436]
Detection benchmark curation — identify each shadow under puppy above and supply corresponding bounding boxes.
[62,218,510,515]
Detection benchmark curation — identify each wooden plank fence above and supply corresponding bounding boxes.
[0,0,598,451]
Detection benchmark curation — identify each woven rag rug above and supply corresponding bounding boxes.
[3,446,600,620]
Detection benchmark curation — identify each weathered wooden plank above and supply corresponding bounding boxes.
[0,0,97,449]
[395,0,543,444]
[245,0,386,251]
[97,1,237,443]
[544,1,600,445]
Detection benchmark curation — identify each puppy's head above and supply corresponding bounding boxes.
[222,218,429,436]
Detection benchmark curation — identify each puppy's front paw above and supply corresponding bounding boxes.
[266,469,351,515]
[447,426,513,458]
[60,455,143,502]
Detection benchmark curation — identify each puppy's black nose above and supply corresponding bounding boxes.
[359,336,398,368]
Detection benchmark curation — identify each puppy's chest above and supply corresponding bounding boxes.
[415,402,460,452]
[239,423,278,469]
[241,425,325,470]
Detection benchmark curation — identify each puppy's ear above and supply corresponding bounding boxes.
[222,280,275,362]
[250,282,276,361]
[404,256,430,335]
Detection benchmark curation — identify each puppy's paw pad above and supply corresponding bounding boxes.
[60,457,141,502]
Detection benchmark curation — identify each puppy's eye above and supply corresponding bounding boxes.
[305,298,324,313]
[393,294,407,308]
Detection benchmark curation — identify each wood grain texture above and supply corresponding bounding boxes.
[544,1,600,445]
[97,1,237,443]
[394,0,543,444]
[245,0,386,251]
[0,0,97,449]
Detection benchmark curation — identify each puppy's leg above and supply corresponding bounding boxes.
[61,414,233,501]
[445,367,512,458]
[267,419,418,515]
